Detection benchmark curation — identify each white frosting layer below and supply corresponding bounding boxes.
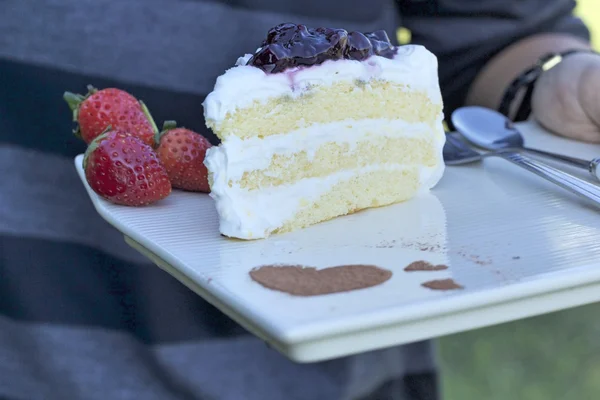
[214,118,445,181]
[204,119,446,240]
[203,45,442,124]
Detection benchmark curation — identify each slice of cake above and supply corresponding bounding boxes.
[203,23,445,240]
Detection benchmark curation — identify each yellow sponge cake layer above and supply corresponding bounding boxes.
[237,135,438,190]
[274,168,420,235]
[207,81,440,140]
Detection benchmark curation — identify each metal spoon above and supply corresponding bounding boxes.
[451,106,600,182]
[443,133,600,205]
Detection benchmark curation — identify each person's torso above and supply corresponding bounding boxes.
[1,0,400,96]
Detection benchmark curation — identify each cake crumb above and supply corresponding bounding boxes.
[398,240,444,253]
[375,239,397,248]
[457,250,492,266]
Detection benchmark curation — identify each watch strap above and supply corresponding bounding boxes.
[498,49,598,121]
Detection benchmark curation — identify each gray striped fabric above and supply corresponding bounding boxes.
[1,0,399,96]
[0,145,148,265]
[0,313,435,400]
[0,0,588,399]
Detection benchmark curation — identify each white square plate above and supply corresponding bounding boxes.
[75,121,600,363]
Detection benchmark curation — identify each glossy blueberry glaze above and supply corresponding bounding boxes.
[247,23,398,73]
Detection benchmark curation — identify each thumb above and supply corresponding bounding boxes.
[578,60,600,128]
[532,53,600,143]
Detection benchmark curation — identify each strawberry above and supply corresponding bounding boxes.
[155,121,213,192]
[64,85,158,146]
[83,127,171,206]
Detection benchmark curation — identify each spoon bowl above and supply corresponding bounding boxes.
[451,106,600,182]
[452,106,524,149]
[442,133,484,165]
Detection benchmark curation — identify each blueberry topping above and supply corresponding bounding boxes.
[365,30,396,59]
[247,23,398,73]
[345,31,373,61]
[264,23,298,45]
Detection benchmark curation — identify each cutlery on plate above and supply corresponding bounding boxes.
[451,106,600,182]
[443,133,600,206]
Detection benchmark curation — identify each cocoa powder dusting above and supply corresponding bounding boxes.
[421,278,464,291]
[375,240,397,249]
[457,250,492,266]
[399,240,444,253]
[249,264,392,296]
[404,261,448,272]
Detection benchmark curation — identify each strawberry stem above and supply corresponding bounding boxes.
[63,91,85,139]
[155,120,178,145]
[82,125,112,171]
[162,120,178,131]
[63,92,85,112]
[86,85,99,95]
[139,100,159,138]
[64,85,100,140]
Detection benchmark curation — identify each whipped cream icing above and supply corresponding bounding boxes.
[205,118,446,240]
[203,45,442,125]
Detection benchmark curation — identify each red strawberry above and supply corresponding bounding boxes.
[83,128,171,206]
[64,85,158,146]
[155,121,213,192]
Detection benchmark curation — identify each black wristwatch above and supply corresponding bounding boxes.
[498,49,599,122]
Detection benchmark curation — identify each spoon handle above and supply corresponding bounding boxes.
[521,147,600,182]
[521,146,589,167]
[498,152,600,205]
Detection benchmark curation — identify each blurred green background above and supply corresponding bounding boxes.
[436,3,599,399]
[438,304,600,399]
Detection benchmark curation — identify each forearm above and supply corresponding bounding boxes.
[465,33,591,110]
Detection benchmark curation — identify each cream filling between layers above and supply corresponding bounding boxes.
[204,119,446,239]
[212,117,445,182]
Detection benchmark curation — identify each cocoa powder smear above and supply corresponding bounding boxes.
[404,261,448,272]
[249,264,392,296]
[421,279,464,291]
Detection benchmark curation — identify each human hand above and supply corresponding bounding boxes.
[532,52,600,143]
